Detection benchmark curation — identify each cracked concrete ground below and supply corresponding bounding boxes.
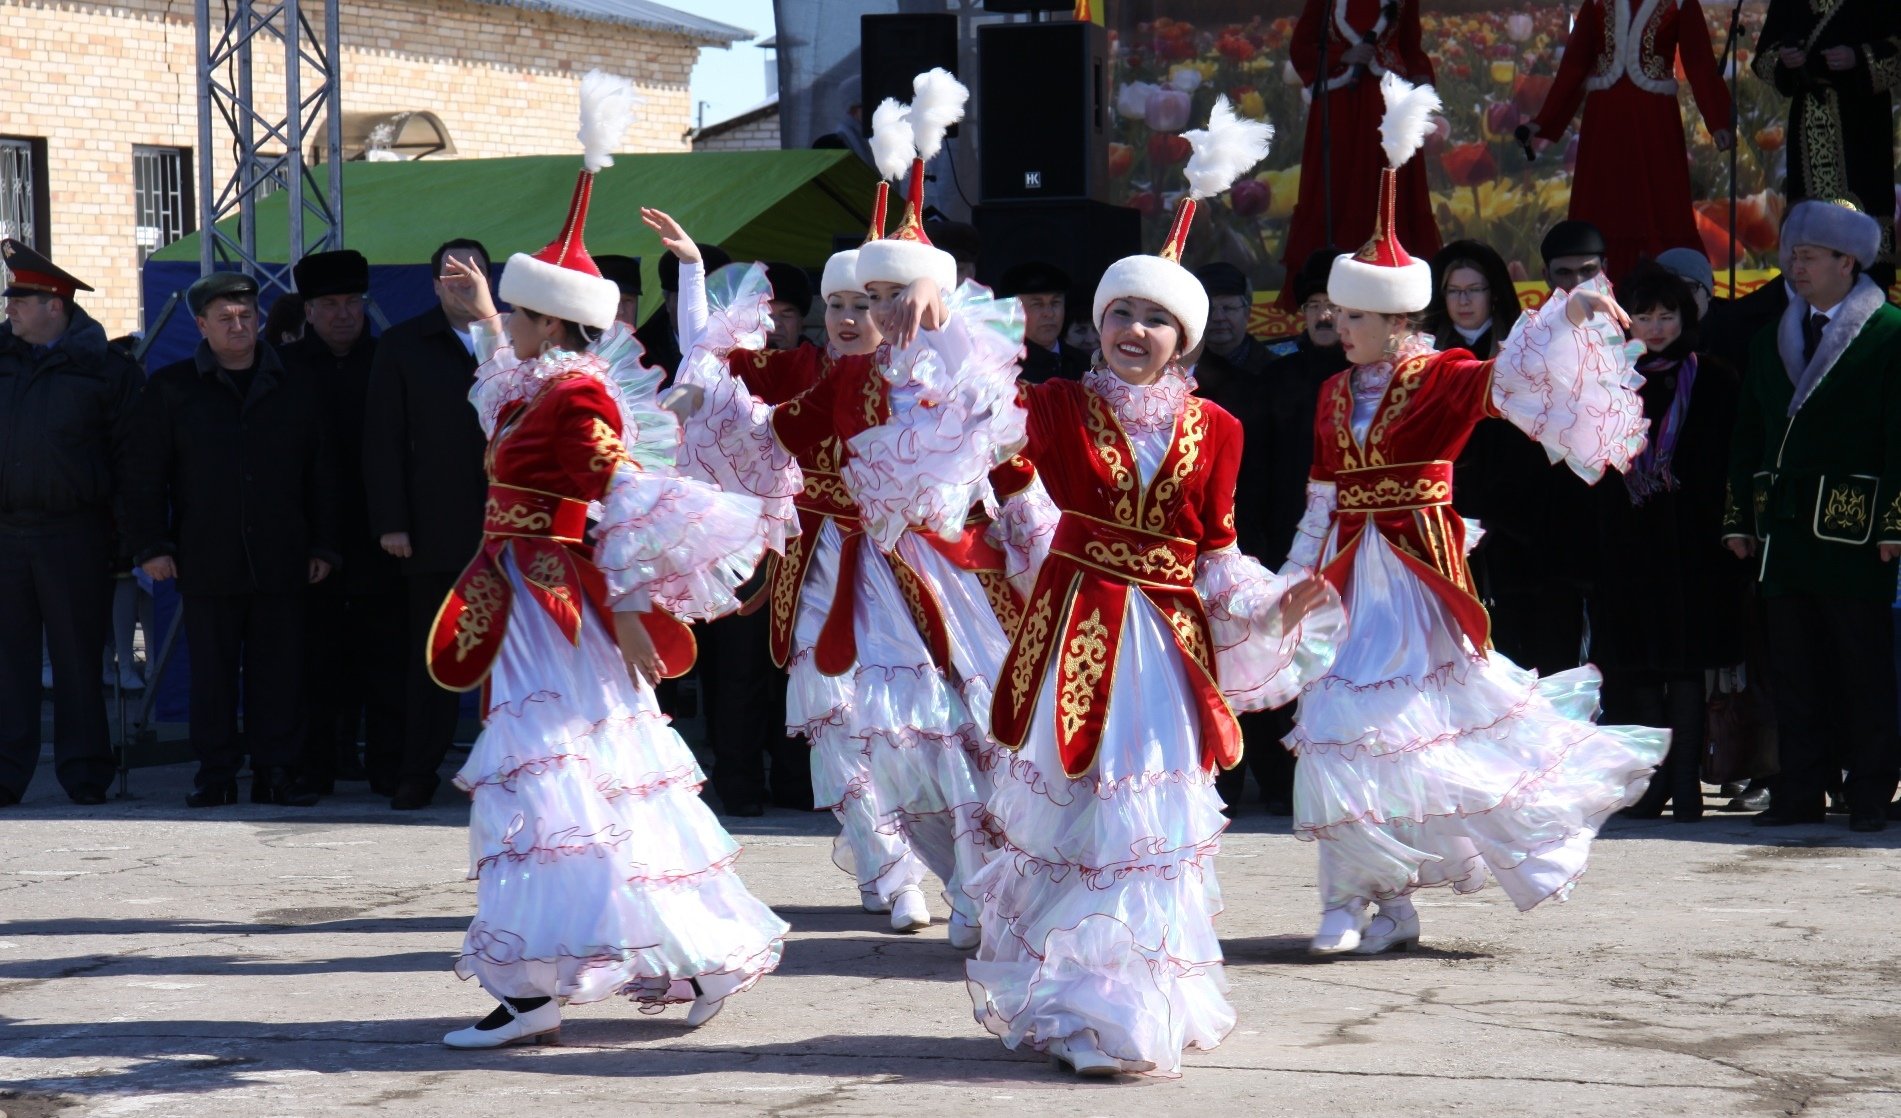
[1,756,1897,1117]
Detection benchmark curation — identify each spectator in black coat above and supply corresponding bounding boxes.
[361,239,493,808]
[126,272,339,808]
[1213,248,1348,815]
[280,250,403,796]
[1001,261,1088,383]
[0,240,141,806]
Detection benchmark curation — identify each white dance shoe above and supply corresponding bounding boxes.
[686,971,745,1027]
[860,887,891,915]
[1308,903,1369,955]
[1049,1032,1154,1077]
[1350,906,1420,955]
[443,1000,561,1048]
[889,887,931,932]
[947,913,981,950]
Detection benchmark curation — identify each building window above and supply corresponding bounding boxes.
[0,136,50,252]
[133,145,194,263]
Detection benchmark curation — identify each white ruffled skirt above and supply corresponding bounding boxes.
[965,589,1233,1078]
[1291,531,1668,911]
[453,554,789,1007]
[783,519,1005,920]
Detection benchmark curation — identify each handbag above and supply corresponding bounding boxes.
[1704,665,1778,787]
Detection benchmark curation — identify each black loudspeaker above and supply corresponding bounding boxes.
[861,14,959,136]
[982,0,1073,11]
[973,200,1141,299]
[978,22,1108,203]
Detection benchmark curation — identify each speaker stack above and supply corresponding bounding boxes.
[971,18,1138,296]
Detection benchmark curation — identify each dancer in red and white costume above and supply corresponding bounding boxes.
[426,73,787,1047]
[1287,75,1668,958]
[952,100,1346,1079]
[668,70,1041,947]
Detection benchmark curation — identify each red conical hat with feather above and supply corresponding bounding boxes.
[1327,73,1438,315]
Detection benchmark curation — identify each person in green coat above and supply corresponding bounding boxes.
[1723,199,1901,833]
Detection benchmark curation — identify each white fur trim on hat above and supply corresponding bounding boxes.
[821,250,863,298]
[855,238,958,296]
[1326,253,1433,315]
[499,253,620,331]
[1092,254,1210,354]
[1780,199,1883,272]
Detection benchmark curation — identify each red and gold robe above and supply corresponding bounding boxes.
[427,372,695,695]
[770,356,1034,678]
[993,378,1245,778]
[1310,348,1501,650]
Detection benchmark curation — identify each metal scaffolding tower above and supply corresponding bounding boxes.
[195,0,344,293]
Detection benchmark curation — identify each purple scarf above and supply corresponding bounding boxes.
[1622,352,1697,507]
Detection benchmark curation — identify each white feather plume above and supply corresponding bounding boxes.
[1182,96,1275,201]
[1377,71,1441,169]
[869,97,916,183]
[577,69,637,173]
[907,68,968,162]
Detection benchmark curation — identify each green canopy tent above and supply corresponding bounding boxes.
[147,148,882,326]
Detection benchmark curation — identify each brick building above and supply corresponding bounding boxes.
[1,0,746,335]
[691,101,783,153]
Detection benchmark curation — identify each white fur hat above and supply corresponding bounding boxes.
[855,237,958,295]
[1780,198,1883,272]
[1327,74,1440,316]
[821,249,862,298]
[1093,255,1210,354]
[499,253,620,331]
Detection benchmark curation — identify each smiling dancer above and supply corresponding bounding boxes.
[946,98,1346,1079]
[1284,74,1667,959]
[426,72,787,1047]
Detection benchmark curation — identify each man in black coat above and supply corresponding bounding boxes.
[279,249,403,796]
[1190,262,1273,406]
[126,272,339,807]
[363,239,491,809]
[1001,262,1089,384]
[0,241,142,806]
[1213,249,1348,815]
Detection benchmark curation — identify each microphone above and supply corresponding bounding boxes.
[1348,2,1402,84]
[1514,125,1537,162]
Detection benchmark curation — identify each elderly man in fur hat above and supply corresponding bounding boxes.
[1724,199,1901,833]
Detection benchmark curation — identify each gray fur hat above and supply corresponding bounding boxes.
[1779,199,1882,271]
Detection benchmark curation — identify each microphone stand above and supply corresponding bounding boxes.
[1717,0,1745,299]
[1315,0,1335,248]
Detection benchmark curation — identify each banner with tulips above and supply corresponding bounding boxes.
[1105,1,1865,333]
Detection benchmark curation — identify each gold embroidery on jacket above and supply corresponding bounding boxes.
[452,568,506,662]
[1057,610,1111,740]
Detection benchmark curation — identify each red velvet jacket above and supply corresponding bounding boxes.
[427,369,694,695]
[1310,349,1499,651]
[993,378,1244,778]
[770,354,1034,677]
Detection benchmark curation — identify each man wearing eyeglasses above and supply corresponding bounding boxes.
[280,249,404,798]
[1213,248,1348,816]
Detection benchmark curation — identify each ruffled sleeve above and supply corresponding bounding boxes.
[985,461,1059,598]
[1197,546,1347,712]
[595,462,772,621]
[1285,480,1337,570]
[670,261,801,552]
[1489,278,1650,483]
[840,282,1028,550]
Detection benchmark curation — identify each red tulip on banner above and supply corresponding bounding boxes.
[1441,142,1499,187]
[1108,143,1135,178]
[1148,132,1193,166]
[1130,190,1164,217]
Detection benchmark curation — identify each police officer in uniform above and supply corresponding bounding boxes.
[0,241,141,806]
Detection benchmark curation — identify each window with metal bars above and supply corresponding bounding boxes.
[133,145,194,264]
[1,136,49,252]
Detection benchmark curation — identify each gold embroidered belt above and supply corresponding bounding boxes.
[1335,460,1455,513]
[1049,513,1196,589]
[482,483,590,543]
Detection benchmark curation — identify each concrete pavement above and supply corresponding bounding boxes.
[2,756,1898,1117]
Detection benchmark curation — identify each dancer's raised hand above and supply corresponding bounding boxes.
[641,208,701,264]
